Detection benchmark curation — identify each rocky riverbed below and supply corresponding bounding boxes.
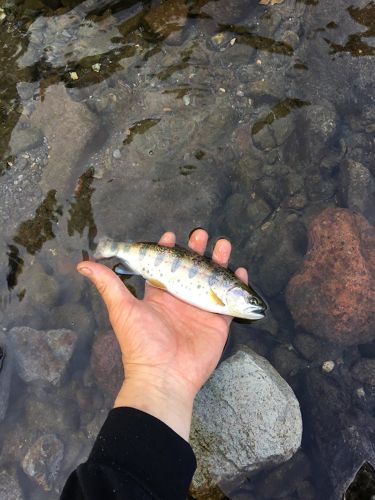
[0,0,374,498]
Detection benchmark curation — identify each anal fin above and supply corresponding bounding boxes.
[209,288,225,306]
[148,278,168,291]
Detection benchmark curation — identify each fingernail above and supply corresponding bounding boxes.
[78,266,92,277]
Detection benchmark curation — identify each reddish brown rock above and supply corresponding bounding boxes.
[90,330,123,398]
[286,208,375,345]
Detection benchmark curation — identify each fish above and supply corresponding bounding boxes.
[94,239,267,320]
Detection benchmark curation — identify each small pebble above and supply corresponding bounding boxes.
[236,90,245,97]
[113,149,122,159]
[322,360,335,373]
[356,387,365,398]
[211,33,226,45]
[183,95,190,106]
[92,63,101,73]
[219,88,226,93]
[70,72,79,81]
[0,8,6,22]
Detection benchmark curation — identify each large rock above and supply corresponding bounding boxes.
[0,470,24,500]
[247,211,307,297]
[29,83,99,196]
[339,160,375,225]
[90,330,123,398]
[10,327,78,385]
[189,347,302,499]
[22,434,64,491]
[300,368,375,500]
[286,208,375,345]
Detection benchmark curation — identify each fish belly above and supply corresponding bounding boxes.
[128,249,230,315]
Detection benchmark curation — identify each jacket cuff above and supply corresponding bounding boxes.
[88,407,197,499]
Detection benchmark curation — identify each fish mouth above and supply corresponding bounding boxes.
[246,307,266,320]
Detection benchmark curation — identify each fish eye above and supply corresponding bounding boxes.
[248,297,259,306]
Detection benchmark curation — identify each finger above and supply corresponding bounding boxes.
[159,231,176,247]
[212,238,231,267]
[188,228,208,255]
[235,267,248,284]
[77,261,136,316]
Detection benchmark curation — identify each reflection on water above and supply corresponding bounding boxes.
[13,190,62,255]
[326,3,375,56]
[0,0,375,498]
[67,167,97,250]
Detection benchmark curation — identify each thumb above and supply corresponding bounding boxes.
[77,261,136,316]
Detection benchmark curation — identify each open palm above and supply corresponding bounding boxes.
[77,229,248,439]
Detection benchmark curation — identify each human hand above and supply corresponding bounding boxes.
[77,229,248,440]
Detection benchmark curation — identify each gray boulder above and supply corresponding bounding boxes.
[189,347,302,499]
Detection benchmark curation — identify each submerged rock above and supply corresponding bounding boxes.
[0,470,24,500]
[249,211,307,296]
[144,0,188,38]
[90,330,123,398]
[301,368,375,499]
[189,347,302,499]
[287,208,375,345]
[29,83,99,196]
[339,160,375,225]
[10,327,77,385]
[22,434,64,491]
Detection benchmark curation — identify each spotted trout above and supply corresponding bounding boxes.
[94,240,267,320]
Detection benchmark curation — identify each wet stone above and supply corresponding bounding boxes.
[351,359,375,387]
[0,470,24,500]
[90,330,123,399]
[18,262,60,309]
[252,124,277,151]
[10,327,77,385]
[24,394,80,435]
[270,344,305,380]
[249,211,307,297]
[293,332,340,363]
[48,302,95,338]
[29,83,99,196]
[257,450,312,499]
[190,347,302,499]
[9,123,44,155]
[286,208,375,345]
[22,434,64,491]
[144,0,188,38]
[339,160,375,225]
[60,431,91,483]
[301,368,375,499]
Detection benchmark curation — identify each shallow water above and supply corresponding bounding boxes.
[0,0,374,498]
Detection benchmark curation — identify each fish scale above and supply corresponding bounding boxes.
[94,239,267,320]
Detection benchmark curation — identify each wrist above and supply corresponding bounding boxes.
[114,369,196,441]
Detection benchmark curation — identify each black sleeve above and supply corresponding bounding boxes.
[60,407,197,500]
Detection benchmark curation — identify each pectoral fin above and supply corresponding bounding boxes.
[114,264,139,276]
[148,278,168,291]
[209,288,225,306]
